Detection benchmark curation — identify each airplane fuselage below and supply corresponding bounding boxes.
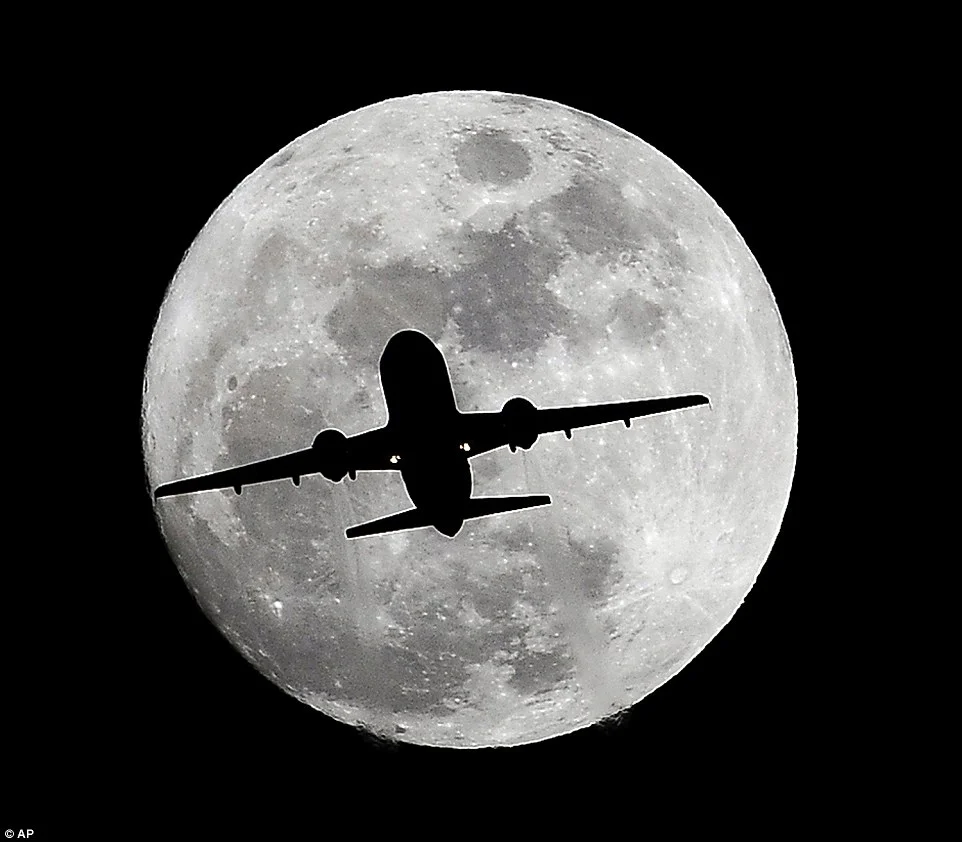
[378,330,472,536]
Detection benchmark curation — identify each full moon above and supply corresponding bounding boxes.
[142,91,796,747]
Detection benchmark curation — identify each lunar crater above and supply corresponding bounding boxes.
[270,148,295,168]
[609,289,670,347]
[454,126,533,186]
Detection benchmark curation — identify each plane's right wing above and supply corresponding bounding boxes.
[533,394,711,437]
[458,393,710,457]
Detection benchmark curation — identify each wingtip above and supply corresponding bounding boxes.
[153,483,180,501]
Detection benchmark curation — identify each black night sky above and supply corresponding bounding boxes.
[12,59,844,834]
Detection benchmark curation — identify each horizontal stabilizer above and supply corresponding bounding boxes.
[345,507,434,539]
[345,494,552,539]
[461,494,552,521]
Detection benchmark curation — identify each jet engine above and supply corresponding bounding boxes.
[312,428,350,482]
[501,397,539,452]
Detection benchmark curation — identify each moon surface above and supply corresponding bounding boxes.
[142,91,796,747]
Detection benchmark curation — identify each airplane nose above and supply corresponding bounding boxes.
[387,329,429,349]
[381,329,435,373]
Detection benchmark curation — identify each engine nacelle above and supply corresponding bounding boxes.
[312,428,350,482]
[501,396,539,452]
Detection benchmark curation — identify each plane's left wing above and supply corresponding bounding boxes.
[458,393,710,458]
[153,448,321,499]
[153,426,397,500]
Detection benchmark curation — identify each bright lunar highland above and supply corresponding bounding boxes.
[143,92,797,747]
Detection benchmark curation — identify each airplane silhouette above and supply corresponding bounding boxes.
[153,330,710,538]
